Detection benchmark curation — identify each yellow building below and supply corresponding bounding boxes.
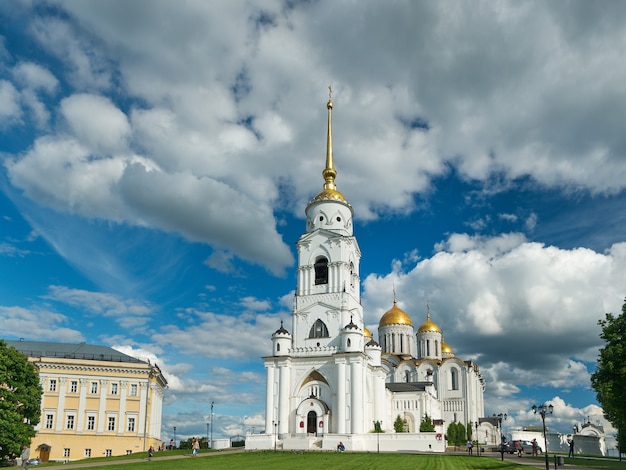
[5,340,167,462]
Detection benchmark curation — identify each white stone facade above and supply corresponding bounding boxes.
[247,96,485,452]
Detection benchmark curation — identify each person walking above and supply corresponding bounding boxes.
[20,445,30,470]
[148,446,153,461]
[569,439,575,457]
[192,437,200,456]
[466,439,473,455]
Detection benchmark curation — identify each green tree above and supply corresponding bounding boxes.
[591,299,626,454]
[446,422,466,448]
[0,341,42,457]
[394,415,405,433]
[419,413,435,432]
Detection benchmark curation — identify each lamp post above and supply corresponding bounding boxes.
[206,422,209,448]
[210,401,214,450]
[532,403,553,470]
[474,422,479,456]
[273,420,279,452]
[173,426,176,449]
[373,420,382,453]
[493,413,507,461]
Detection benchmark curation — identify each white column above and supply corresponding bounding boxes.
[265,363,275,434]
[138,381,148,436]
[374,369,385,426]
[350,358,363,433]
[278,360,290,435]
[118,381,128,435]
[97,379,107,434]
[336,359,346,433]
[76,378,88,432]
[54,378,67,432]
[149,383,159,438]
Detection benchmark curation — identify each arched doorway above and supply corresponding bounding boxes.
[307,410,317,434]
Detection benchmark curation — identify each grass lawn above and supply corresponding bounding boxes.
[41,450,626,470]
[50,451,549,470]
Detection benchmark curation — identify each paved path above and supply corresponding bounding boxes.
[480,451,613,470]
[55,448,245,468]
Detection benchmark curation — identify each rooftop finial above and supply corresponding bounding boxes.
[426,300,431,320]
[323,85,337,191]
[393,283,397,304]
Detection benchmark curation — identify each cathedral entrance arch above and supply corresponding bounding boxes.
[296,397,330,436]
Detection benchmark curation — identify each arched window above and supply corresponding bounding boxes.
[405,371,410,383]
[451,368,459,390]
[347,338,351,347]
[276,344,280,351]
[314,257,329,285]
[349,262,355,288]
[309,319,329,338]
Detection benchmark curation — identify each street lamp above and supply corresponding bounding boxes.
[206,422,209,448]
[474,422,479,456]
[493,413,507,461]
[173,426,176,449]
[273,420,279,452]
[210,401,214,450]
[532,403,553,470]
[373,420,382,453]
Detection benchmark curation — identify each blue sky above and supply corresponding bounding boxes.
[2,1,626,448]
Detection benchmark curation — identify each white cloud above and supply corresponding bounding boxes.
[29,16,111,90]
[44,285,154,329]
[0,305,84,342]
[363,235,626,391]
[0,80,21,124]
[60,94,131,152]
[12,61,59,93]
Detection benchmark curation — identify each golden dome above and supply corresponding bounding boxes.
[379,300,413,327]
[311,187,346,203]
[364,327,372,338]
[441,340,454,355]
[417,313,442,333]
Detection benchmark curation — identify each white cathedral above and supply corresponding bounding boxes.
[246,94,485,452]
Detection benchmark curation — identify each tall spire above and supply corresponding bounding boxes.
[323,85,337,192]
[308,86,348,205]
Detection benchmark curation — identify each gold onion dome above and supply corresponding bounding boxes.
[417,313,442,333]
[379,300,413,327]
[441,340,454,355]
[364,327,372,338]
[311,87,348,204]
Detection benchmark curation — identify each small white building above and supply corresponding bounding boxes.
[247,94,485,453]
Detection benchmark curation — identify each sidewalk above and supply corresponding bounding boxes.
[484,451,607,470]
[54,447,245,469]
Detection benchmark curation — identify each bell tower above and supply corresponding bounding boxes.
[292,88,363,348]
